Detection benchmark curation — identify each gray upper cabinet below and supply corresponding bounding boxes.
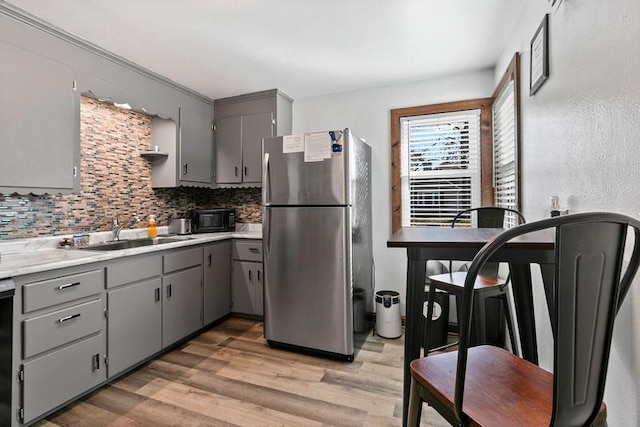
[0,39,79,194]
[214,89,292,186]
[179,106,214,185]
[215,116,243,183]
[147,103,214,188]
[1,4,217,193]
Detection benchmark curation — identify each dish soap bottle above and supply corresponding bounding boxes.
[148,214,157,238]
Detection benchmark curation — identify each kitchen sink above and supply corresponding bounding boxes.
[76,236,192,251]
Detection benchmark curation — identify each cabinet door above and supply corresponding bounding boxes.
[107,278,162,377]
[203,241,231,324]
[162,266,203,348]
[242,112,273,183]
[215,115,242,183]
[179,106,213,184]
[232,260,263,316]
[255,264,264,316]
[0,40,78,194]
[22,334,105,424]
[231,260,254,315]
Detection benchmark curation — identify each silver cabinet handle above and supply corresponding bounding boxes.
[154,288,160,302]
[167,284,172,298]
[234,166,239,177]
[249,270,252,281]
[57,282,80,290]
[58,313,81,323]
[249,247,259,253]
[244,166,248,176]
[257,270,261,281]
[92,353,100,371]
[183,163,188,175]
[208,254,212,266]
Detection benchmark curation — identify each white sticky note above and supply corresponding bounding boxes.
[304,132,332,162]
[283,134,304,153]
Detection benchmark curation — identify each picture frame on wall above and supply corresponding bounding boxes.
[530,14,549,96]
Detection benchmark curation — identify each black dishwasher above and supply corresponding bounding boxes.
[0,279,15,426]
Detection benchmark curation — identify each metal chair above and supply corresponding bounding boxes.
[409,212,640,426]
[424,207,525,352]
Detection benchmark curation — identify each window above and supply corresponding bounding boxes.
[390,54,521,232]
[400,110,481,227]
[391,99,493,232]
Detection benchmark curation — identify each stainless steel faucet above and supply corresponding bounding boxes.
[112,215,141,241]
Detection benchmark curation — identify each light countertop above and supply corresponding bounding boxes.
[0,225,261,279]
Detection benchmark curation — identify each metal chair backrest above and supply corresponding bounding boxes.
[454,212,640,426]
[450,207,526,275]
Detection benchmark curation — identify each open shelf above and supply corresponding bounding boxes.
[140,151,169,159]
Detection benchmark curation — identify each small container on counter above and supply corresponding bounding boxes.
[148,215,158,238]
[72,234,89,247]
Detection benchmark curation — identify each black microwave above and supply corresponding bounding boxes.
[190,209,235,233]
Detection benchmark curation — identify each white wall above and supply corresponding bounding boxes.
[496,0,640,425]
[292,70,495,317]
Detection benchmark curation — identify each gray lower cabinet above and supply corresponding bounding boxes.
[11,242,232,425]
[203,241,232,325]
[17,267,105,425]
[162,266,203,347]
[105,255,163,377]
[106,277,162,377]
[0,38,79,195]
[231,240,263,317]
[162,247,203,348]
[231,261,263,316]
[21,334,105,424]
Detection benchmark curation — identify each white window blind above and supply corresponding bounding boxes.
[492,78,518,227]
[400,110,481,227]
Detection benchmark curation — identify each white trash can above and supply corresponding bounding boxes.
[375,290,401,339]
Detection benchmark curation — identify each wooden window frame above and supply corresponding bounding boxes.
[390,99,493,233]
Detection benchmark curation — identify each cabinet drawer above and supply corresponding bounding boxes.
[106,255,161,288]
[233,240,263,262]
[22,333,105,424]
[23,269,103,313]
[23,299,103,359]
[163,247,202,273]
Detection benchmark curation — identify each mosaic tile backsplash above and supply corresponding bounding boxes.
[0,97,261,240]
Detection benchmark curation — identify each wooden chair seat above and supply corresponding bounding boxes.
[410,345,607,427]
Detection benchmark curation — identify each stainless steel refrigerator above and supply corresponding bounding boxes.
[262,128,373,361]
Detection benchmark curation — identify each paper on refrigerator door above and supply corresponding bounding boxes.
[282,134,304,153]
[304,132,332,162]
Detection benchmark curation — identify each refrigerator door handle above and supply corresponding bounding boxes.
[264,207,271,260]
[262,152,270,205]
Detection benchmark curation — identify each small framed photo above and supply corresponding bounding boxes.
[530,14,549,96]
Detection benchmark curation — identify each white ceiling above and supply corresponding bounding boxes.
[5,0,525,101]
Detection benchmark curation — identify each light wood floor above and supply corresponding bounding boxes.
[36,317,449,426]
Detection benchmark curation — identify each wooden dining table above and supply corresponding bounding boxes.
[387,226,556,426]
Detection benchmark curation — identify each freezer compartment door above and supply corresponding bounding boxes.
[264,206,353,355]
[263,132,348,206]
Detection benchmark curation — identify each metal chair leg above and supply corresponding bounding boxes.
[407,378,423,427]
